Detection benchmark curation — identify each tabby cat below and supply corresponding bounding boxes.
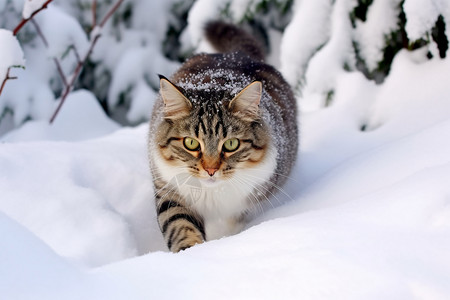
[148,21,298,252]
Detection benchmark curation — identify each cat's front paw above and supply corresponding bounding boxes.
[168,227,204,252]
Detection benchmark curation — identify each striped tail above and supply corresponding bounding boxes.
[204,20,265,62]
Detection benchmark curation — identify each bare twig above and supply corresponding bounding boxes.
[2,0,53,97]
[69,45,82,64]
[13,0,54,36]
[99,0,123,27]
[31,19,69,88]
[92,0,97,27]
[30,19,48,46]
[0,68,18,96]
[49,0,125,124]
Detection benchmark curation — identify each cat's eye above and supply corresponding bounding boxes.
[183,137,200,151]
[223,138,240,152]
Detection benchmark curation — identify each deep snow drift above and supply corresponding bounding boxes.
[1,48,450,299]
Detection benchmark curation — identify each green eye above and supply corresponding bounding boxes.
[183,137,200,151]
[223,138,240,152]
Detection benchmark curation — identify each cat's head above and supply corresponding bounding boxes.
[155,76,271,187]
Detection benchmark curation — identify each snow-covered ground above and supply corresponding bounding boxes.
[2,0,450,298]
[1,46,450,299]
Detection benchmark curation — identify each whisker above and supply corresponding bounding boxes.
[151,168,194,200]
[234,175,278,211]
[230,176,266,215]
[237,175,283,208]
[235,167,299,183]
[244,173,294,203]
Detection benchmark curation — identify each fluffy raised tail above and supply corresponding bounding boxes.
[204,21,265,62]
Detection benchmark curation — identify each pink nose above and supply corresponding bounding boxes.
[205,168,218,176]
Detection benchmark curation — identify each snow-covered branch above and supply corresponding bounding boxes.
[49,0,125,124]
[13,0,54,36]
[0,29,25,97]
[1,1,50,97]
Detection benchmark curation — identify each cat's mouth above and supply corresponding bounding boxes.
[199,176,222,187]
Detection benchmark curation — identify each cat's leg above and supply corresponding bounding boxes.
[155,181,205,252]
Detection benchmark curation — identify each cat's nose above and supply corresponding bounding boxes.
[204,167,218,177]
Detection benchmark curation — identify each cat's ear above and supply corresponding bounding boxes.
[159,75,192,119]
[228,81,262,121]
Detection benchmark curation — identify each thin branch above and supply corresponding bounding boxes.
[13,0,54,36]
[2,0,53,98]
[99,0,124,27]
[69,45,82,64]
[49,0,125,124]
[30,19,48,46]
[52,57,69,88]
[30,19,69,88]
[0,69,11,96]
[0,68,18,96]
[92,0,97,27]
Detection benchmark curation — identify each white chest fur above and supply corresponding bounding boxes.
[152,146,277,240]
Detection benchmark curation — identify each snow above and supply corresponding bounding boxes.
[300,0,355,109]
[34,5,89,60]
[366,50,450,134]
[280,0,333,90]
[403,0,450,58]
[1,4,90,130]
[186,0,228,48]
[2,0,181,133]
[2,1,450,299]
[0,212,136,299]
[2,89,120,142]
[2,44,450,298]
[126,80,158,123]
[280,0,450,109]
[0,123,164,268]
[1,67,55,127]
[0,28,25,84]
[22,0,48,19]
[107,47,178,123]
[229,0,253,21]
[355,0,403,71]
[403,0,449,41]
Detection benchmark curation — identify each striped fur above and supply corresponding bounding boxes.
[148,21,298,252]
[154,178,205,252]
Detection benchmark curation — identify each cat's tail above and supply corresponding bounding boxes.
[204,20,265,62]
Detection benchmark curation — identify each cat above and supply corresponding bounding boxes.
[148,21,298,252]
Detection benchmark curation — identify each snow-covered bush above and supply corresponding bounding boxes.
[0,28,25,134]
[0,0,449,135]
[0,0,188,134]
[281,0,449,110]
